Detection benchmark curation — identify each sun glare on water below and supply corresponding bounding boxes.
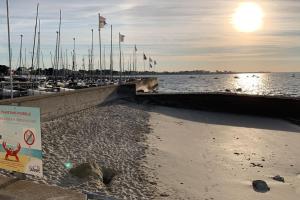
[232,2,264,32]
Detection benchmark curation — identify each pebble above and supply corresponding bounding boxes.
[160,193,170,197]
[252,180,270,193]
[272,175,285,183]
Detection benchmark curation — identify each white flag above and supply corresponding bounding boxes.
[119,33,125,42]
[99,15,107,29]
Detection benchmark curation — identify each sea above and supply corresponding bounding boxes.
[155,72,300,98]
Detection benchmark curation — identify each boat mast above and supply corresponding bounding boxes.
[65,49,68,77]
[57,10,62,79]
[19,34,23,69]
[31,3,39,83]
[91,29,94,80]
[60,48,64,78]
[82,56,85,78]
[37,19,41,78]
[72,38,76,73]
[50,51,54,69]
[24,48,27,68]
[110,25,113,81]
[88,49,91,79]
[119,33,122,83]
[23,47,27,75]
[54,31,59,80]
[6,0,13,99]
[41,51,45,72]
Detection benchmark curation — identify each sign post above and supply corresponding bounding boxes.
[0,105,42,177]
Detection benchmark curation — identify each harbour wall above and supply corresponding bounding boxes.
[135,93,300,123]
[135,78,159,92]
[0,78,158,121]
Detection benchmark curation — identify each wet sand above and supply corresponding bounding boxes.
[147,106,300,200]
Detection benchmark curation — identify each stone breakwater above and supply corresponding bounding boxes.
[0,100,156,199]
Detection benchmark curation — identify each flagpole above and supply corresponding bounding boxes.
[6,0,13,99]
[128,58,130,80]
[134,47,136,78]
[129,55,132,78]
[133,48,135,79]
[122,52,125,81]
[98,14,102,82]
[88,49,91,80]
[143,53,145,74]
[103,46,106,76]
[135,45,137,78]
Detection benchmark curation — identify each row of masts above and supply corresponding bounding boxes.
[4,0,158,99]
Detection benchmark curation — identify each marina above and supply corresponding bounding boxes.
[0,74,147,100]
[1,0,157,100]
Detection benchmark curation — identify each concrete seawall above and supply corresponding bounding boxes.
[136,93,300,122]
[0,78,158,122]
[135,78,158,92]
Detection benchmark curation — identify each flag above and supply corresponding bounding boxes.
[134,45,138,52]
[149,57,153,63]
[154,60,157,65]
[143,53,147,60]
[119,33,125,42]
[99,15,107,29]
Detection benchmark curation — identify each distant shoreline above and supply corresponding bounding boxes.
[143,71,298,75]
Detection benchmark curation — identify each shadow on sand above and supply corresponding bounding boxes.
[122,100,300,133]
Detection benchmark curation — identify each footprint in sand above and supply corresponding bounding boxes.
[175,121,184,126]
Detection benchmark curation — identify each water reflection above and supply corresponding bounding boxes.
[234,73,264,95]
[157,73,300,97]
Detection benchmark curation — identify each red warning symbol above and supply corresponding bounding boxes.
[24,130,35,146]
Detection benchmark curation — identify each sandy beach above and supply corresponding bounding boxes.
[147,106,300,200]
[0,100,156,199]
[0,100,299,199]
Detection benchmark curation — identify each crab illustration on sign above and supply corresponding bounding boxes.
[2,142,21,162]
[24,130,35,146]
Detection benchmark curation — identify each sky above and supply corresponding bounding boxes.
[0,0,300,72]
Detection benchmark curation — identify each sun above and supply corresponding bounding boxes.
[232,2,264,32]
